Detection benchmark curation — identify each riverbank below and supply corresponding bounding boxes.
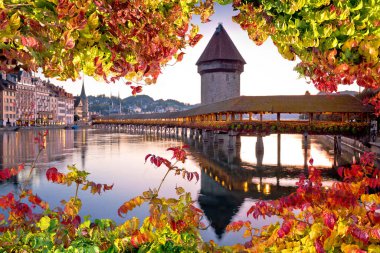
[0,124,92,132]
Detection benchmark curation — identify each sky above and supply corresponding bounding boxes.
[44,4,359,104]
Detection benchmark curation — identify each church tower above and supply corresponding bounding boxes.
[80,80,89,121]
[196,24,246,105]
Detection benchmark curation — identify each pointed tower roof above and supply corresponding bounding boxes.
[196,24,246,65]
[80,80,86,99]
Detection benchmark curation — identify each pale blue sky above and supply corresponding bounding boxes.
[45,4,359,104]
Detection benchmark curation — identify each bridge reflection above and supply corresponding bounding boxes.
[180,133,360,239]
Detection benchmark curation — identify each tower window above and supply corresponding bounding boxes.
[226,74,229,81]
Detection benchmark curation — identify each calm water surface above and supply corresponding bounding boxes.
[0,129,362,245]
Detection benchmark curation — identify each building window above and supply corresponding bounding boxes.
[226,74,229,81]
[211,74,214,82]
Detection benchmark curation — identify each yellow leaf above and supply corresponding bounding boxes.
[37,216,51,231]
[369,244,380,253]
[9,13,20,31]
[243,229,251,238]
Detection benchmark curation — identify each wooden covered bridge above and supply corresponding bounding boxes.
[93,94,373,140]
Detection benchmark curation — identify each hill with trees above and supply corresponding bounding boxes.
[88,95,192,115]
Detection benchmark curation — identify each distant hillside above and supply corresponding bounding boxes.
[88,95,192,115]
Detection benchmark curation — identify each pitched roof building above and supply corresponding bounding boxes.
[196,24,246,105]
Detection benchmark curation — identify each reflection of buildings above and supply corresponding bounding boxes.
[0,130,75,183]
[73,129,88,169]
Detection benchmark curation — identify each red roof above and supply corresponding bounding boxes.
[196,24,246,65]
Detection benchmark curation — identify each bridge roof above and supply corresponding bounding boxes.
[108,95,372,120]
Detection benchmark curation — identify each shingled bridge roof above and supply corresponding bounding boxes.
[107,95,373,120]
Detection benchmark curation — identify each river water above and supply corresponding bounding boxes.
[0,128,362,245]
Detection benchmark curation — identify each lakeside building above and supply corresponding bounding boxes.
[0,76,17,126]
[0,71,74,126]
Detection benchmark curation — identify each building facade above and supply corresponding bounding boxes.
[0,71,74,126]
[196,24,246,105]
[0,78,17,126]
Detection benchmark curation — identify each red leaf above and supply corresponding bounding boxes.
[189,34,203,47]
[337,167,344,178]
[323,212,337,230]
[349,225,369,244]
[193,172,199,183]
[21,36,39,49]
[46,167,58,181]
[131,86,142,96]
[177,52,185,62]
[277,220,293,238]
[103,183,114,191]
[145,154,152,163]
[314,238,325,253]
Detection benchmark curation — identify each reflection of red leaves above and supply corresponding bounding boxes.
[131,86,142,96]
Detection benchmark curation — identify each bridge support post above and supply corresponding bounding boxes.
[189,128,194,138]
[202,129,210,142]
[277,134,281,166]
[213,132,219,145]
[195,129,200,140]
[334,135,342,156]
[303,132,310,170]
[256,135,264,167]
[228,130,237,151]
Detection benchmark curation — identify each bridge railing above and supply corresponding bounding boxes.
[93,118,369,136]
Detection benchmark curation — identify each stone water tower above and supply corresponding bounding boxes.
[196,24,246,105]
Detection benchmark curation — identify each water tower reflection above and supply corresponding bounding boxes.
[183,133,360,239]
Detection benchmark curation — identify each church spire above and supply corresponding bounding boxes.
[80,79,86,99]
